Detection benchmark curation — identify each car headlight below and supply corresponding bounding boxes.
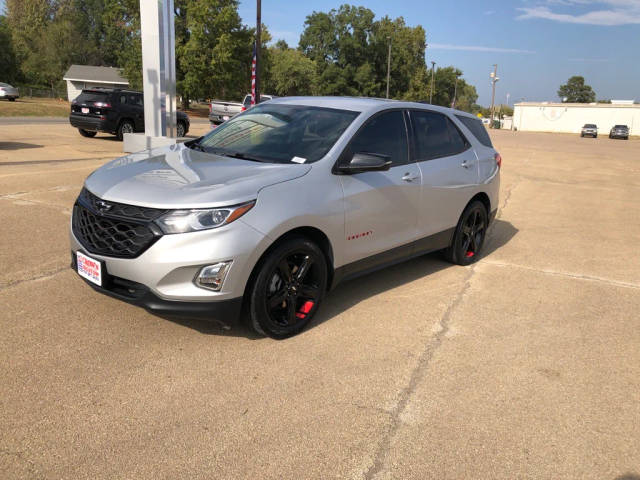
[155,201,255,234]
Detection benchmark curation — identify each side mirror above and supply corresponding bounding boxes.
[337,152,392,174]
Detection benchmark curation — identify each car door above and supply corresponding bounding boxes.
[129,94,145,131]
[408,109,479,238]
[337,109,422,266]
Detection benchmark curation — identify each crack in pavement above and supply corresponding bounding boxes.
[363,265,477,480]
[0,267,69,292]
[480,260,640,290]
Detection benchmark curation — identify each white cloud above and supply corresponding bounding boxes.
[517,0,640,25]
[568,57,611,61]
[429,43,536,54]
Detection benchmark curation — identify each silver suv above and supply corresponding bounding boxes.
[71,97,500,338]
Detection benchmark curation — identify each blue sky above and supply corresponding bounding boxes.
[238,0,640,105]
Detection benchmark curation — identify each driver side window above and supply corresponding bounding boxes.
[346,110,409,167]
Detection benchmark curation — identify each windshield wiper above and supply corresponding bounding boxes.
[186,138,206,152]
[221,151,267,162]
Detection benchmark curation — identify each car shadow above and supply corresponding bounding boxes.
[0,142,43,150]
[156,219,518,339]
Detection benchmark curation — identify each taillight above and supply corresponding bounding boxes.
[94,102,111,108]
[495,153,502,169]
[241,106,246,112]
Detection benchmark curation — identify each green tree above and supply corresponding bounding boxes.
[265,47,317,96]
[429,67,478,112]
[299,5,428,99]
[0,16,20,83]
[557,76,596,103]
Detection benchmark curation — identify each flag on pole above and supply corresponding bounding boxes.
[250,42,257,106]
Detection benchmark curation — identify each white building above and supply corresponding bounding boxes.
[63,65,129,101]
[513,102,639,135]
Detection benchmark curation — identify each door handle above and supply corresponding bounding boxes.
[402,172,420,182]
[461,160,473,169]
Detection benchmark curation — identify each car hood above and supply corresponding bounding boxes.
[85,143,311,208]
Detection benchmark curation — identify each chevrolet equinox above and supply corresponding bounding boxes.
[71,97,500,338]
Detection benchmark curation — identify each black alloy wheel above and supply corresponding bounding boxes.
[78,129,97,138]
[445,201,488,266]
[117,120,134,141]
[249,237,327,339]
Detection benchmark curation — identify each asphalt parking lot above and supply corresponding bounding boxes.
[1,121,639,479]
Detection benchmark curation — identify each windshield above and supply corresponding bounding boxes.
[76,91,110,104]
[584,124,596,128]
[614,125,628,128]
[196,103,360,163]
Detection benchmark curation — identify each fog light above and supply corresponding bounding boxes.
[195,262,232,291]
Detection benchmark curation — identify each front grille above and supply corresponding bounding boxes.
[72,188,166,258]
[78,188,166,221]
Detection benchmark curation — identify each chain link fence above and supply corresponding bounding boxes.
[16,86,68,100]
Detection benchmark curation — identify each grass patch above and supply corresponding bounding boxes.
[0,97,70,117]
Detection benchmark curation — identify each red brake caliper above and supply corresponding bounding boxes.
[465,251,474,258]
[296,301,314,319]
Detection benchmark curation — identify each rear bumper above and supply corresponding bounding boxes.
[71,253,243,328]
[208,113,233,124]
[69,114,112,132]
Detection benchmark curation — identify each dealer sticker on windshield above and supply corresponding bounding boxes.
[77,251,102,286]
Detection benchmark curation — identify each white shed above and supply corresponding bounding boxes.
[63,65,129,101]
[513,102,639,135]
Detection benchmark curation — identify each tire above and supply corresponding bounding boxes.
[78,128,97,138]
[444,201,488,266]
[594,134,597,138]
[248,237,328,339]
[116,119,134,141]
[580,133,584,137]
[8,98,16,102]
[177,121,186,138]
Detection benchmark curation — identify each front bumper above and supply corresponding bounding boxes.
[70,216,270,325]
[71,253,242,327]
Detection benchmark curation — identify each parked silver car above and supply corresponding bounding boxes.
[0,82,19,101]
[580,124,597,138]
[609,124,629,140]
[70,97,500,338]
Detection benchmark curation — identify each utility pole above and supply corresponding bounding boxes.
[489,64,498,128]
[430,61,436,104]
[386,36,392,99]
[255,0,261,104]
[451,71,459,109]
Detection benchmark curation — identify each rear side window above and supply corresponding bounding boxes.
[129,94,143,106]
[411,110,469,160]
[76,91,110,105]
[347,110,409,166]
[455,115,493,148]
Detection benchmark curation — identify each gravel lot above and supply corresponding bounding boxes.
[1,122,639,479]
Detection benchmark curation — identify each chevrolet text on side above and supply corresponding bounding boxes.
[71,97,500,338]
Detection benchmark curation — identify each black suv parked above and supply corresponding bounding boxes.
[69,88,189,140]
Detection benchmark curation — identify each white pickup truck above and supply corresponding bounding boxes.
[209,93,275,125]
